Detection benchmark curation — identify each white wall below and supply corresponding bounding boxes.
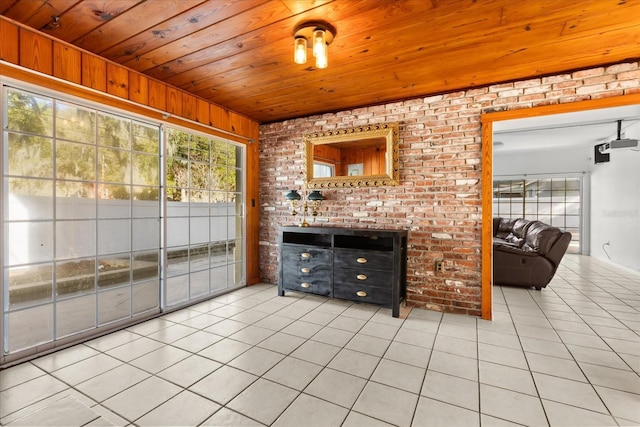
[493,145,592,176]
[588,122,640,271]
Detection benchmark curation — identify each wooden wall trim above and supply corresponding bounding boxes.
[81,52,106,92]
[129,71,149,105]
[480,121,493,320]
[53,42,81,84]
[481,93,640,124]
[0,61,249,143]
[0,19,19,63]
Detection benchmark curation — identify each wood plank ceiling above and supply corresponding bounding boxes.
[2,0,640,124]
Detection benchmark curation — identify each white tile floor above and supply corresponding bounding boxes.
[1,254,639,426]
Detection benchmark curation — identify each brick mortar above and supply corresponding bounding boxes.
[258,60,640,316]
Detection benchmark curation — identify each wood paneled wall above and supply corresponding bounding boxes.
[0,16,261,285]
[338,146,386,176]
[313,145,342,166]
[313,144,386,176]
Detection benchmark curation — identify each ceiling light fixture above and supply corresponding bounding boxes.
[293,22,336,69]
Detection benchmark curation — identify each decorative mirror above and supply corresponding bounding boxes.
[304,122,399,188]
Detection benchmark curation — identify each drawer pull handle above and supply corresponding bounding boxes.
[356,257,368,264]
[356,291,368,297]
[301,253,311,259]
[301,282,311,288]
[357,274,367,280]
[301,267,310,273]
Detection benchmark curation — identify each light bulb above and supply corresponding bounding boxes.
[294,37,307,64]
[312,29,326,58]
[315,47,328,69]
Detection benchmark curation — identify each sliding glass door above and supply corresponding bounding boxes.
[2,87,161,355]
[1,84,246,361]
[165,128,245,308]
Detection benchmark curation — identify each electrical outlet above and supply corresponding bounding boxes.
[435,259,444,273]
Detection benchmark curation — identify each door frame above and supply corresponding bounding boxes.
[480,92,640,320]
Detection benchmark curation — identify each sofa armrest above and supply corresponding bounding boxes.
[493,217,501,237]
[545,231,572,266]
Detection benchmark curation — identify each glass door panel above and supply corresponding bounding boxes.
[165,128,245,308]
[2,87,161,358]
[492,176,582,253]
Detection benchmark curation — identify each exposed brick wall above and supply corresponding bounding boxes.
[258,61,640,316]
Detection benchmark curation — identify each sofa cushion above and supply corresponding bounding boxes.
[504,233,525,247]
[495,217,519,239]
[494,217,536,240]
[524,222,563,256]
[512,219,537,239]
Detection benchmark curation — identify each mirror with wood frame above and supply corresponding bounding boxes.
[304,122,399,188]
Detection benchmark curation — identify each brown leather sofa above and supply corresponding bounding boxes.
[493,217,572,290]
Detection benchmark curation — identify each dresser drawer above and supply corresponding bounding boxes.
[281,245,332,296]
[282,263,332,296]
[334,267,392,289]
[281,245,331,266]
[333,282,391,306]
[281,275,331,296]
[333,248,394,270]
